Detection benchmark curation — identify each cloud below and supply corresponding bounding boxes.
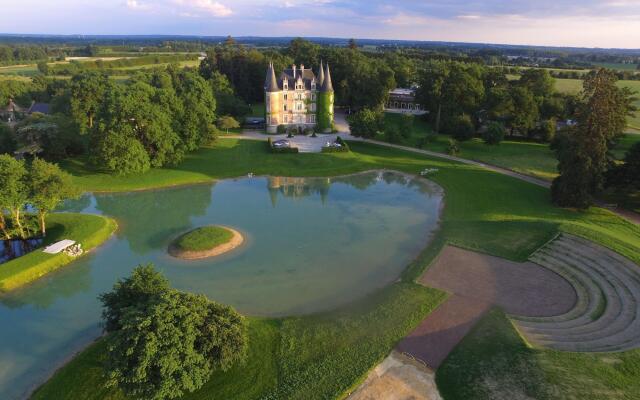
[126,0,151,10]
[172,0,233,17]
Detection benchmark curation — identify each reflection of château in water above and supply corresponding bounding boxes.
[267,176,331,206]
[265,172,438,207]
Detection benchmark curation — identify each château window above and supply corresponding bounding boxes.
[284,104,287,111]
[284,94,288,100]
[297,103,302,111]
[311,114,316,123]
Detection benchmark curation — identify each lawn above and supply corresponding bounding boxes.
[35,138,640,399]
[437,309,640,399]
[382,113,559,181]
[0,213,117,292]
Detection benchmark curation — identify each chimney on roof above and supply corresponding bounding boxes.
[292,64,296,78]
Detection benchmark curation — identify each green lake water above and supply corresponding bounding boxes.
[0,171,442,399]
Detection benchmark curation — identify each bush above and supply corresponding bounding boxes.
[482,121,506,145]
[276,124,286,134]
[447,138,460,156]
[416,133,436,149]
[322,137,350,153]
[348,108,384,138]
[271,146,299,154]
[450,114,475,141]
[303,127,314,136]
[385,126,403,144]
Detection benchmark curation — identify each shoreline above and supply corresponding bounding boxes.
[168,227,244,260]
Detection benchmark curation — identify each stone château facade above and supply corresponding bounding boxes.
[264,61,334,133]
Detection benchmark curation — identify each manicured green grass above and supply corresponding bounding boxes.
[173,226,234,252]
[39,138,640,399]
[437,309,640,399]
[0,213,117,292]
[382,113,559,181]
[611,132,640,160]
[32,283,445,400]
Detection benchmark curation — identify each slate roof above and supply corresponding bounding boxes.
[28,103,50,115]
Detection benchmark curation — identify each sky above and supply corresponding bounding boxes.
[2,0,640,49]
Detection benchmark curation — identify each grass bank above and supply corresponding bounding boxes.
[0,213,117,292]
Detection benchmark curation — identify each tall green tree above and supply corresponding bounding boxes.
[0,155,29,239]
[69,71,111,134]
[100,264,247,400]
[552,69,636,208]
[28,158,79,236]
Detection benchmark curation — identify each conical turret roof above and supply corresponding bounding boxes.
[317,60,325,88]
[264,62,279,92]
[320,63,333,93]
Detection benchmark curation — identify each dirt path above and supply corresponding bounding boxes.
[348,351,442,400]
[396,245,577,368]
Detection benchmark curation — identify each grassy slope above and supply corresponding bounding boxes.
[437,309,640,400]
[0,213,117,292]
[34,139,640,399]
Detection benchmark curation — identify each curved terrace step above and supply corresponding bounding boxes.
[513,234,640,353]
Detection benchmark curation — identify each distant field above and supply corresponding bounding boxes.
[593,62,640,71]
[555,78,640,129]
[0,64,39,76]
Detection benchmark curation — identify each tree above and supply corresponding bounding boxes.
[0,122,16,155]
[100,265,247,400]
[348,39,357,50]
[37,61,49,75]
[28,158,79,236]
[483,121,506,145]
[96,128,151,175]
[0,155,29,239]
[399,114,414,137]
[449,114,475,141]
[288,38,320,67]
[551,69,636,208]
[509,86,539,137]
[217,115,240,134]
[69,71,111,134]
[348,108,384,138]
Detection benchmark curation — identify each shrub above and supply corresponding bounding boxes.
[447,138,460,156]
[322,137,350,153]
[271,146,299,154]
[276,125,286,134]
[450,114,475,141]
[303,127,314,136]
[482,121,506,145]
[348,108,384,138]
[385,126,403,144]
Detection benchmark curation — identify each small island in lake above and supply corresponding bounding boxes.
[168,226,244,260]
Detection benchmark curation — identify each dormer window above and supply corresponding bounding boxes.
[283,80,288,90]
[311,80,316,89]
